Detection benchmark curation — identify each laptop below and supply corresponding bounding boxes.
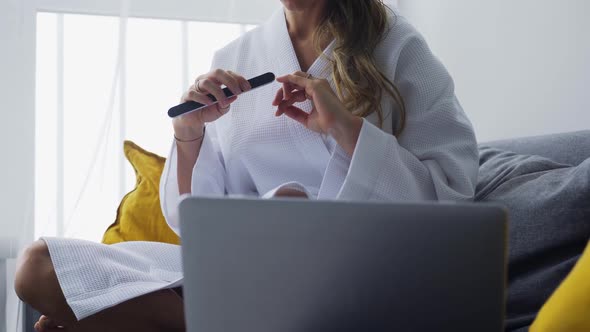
[179,197,507,332]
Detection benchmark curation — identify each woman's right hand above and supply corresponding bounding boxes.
[173,69,251,141]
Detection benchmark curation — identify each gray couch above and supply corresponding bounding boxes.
[22,130,590,332]
[477,130,590,331]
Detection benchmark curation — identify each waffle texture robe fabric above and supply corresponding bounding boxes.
[43,8,478,321]
[160,8,478,235]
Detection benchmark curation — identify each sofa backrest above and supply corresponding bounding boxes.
[481,130,590,166]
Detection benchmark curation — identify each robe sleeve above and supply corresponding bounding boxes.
[160,114,227,236]
[160,123,225,235]
[160,51,232,236]
[318,29,478,202]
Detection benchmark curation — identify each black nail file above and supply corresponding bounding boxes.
[168,72,276,118]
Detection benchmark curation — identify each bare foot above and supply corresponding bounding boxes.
[275,187,309,198]
[34,315,64,331]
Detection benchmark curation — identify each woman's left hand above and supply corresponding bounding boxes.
[273,71,363,156]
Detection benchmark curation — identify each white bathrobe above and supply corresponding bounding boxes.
[43,8,478,321]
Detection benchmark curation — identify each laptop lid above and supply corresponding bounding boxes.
[180,197,507,332]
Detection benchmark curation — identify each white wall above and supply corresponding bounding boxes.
[0,1,36,250]
[1,1,36,330]
[398,0,590,142]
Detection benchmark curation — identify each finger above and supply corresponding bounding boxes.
[218,95,238,109]
[39,315,58,328]
[38,316,64,331]
[282,82,293,100]
[227,71,251,92]
[38,326,65,332]
[293,70,310,78]
[276,90,307,116]
[276,74,310,89]
[216,96,237,116]
[209,69,242,96]
[286,90,308,104]
[283,81,304,100]
[281,105,310,126]
[278,90,307,108]
[278,71,312,82]
[185,89,215,105]
[199,79,227,103]
[272,88,284,106]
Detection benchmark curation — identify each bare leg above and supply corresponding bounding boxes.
[14,240,77,327]
[64,289,184,332]
[15,240,185,332]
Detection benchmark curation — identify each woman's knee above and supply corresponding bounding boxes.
[14,239,53,304]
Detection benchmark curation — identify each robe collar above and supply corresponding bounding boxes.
[261,8,337,178]
[262,8,335,82]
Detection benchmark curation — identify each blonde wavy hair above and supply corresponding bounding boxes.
[315,0,406,134]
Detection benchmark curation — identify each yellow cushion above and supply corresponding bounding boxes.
[531,241,590,331]
[102,141,180,245]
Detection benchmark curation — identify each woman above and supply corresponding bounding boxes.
[15,0,478,331]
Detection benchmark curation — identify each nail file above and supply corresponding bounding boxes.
[168,72,276,118]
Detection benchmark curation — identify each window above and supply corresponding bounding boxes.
[35,12,256,242]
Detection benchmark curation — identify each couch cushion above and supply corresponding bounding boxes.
[482,130,590,166]
[475,146,590,331]
[530,241,590,331]
[102,141,180,245]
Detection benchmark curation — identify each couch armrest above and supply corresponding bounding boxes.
[480,130,590,166]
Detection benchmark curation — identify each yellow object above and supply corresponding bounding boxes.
[530,242,590,332]
[102,141,180,245]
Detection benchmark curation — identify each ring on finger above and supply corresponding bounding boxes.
[196,80,205,93]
